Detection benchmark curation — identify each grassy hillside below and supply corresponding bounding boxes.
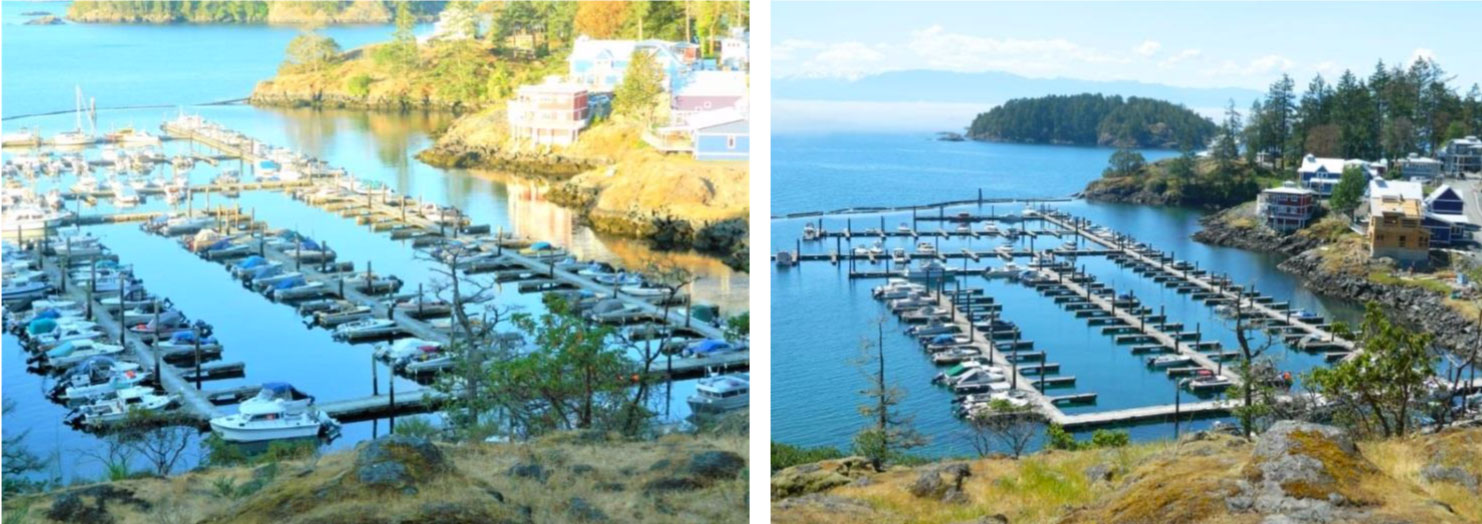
[4,430,748,524]
[772,422,1482,524]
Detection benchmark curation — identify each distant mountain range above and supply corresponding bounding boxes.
[774,70,1262,113]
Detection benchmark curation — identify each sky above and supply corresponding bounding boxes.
[774,2,1482,91]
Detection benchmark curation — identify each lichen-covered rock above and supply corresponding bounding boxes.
[353,435,449,494]
[908,463,972,499]
[770,456,872,500]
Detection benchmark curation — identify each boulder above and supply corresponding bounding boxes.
[687,450,746,480]
[770,456,872,500]
[353,435,449,494]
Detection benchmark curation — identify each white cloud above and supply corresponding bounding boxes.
[1158,48,1201,68]
[773,39,826,62]
[1315,60,1340,75]
[1410,47,1436,64]
[1134,40,1162,57]
[1203,54,1295,79]
[904,25,1127,77]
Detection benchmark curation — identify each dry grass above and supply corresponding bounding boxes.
[1362,430,1482,521]
[4,432,748,524]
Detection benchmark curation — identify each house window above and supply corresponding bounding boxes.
[1399,235,1407,247]
[726,136,736,149]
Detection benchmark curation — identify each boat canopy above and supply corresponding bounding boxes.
[530,241,553,250]
[169,330,211,344]
[33,308,62,320]
[930,334,956,345]
[26,318,58,335]
[207,239,232,251]
[300,239,322,251]
[46,340,80,357]
[274,276,307,289]
[687,339,733,354]
[238,255,266,269]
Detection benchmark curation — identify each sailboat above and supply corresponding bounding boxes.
[50,87,95,147]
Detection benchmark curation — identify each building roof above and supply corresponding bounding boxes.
[1264,185,1316,196]
[569,37,682,66]
[697,119,748,135]
[1299,154,1347,175]
[1426,184,1463,203]
[686,107,745,131]
[1369,179,1424,201]
[517,77,587,95]
[676,71,748,98]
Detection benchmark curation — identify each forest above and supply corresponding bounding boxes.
[966,93,1218,149]
[65,1,447,24]
[1242,58,1482,167]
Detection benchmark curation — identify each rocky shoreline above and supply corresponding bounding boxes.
[248,87,481,114]
[548,184,750,271]
[1278,251,1479,354]
[416,143,596,179]
[1190,205,1326,256]
[1190,208,1477,353]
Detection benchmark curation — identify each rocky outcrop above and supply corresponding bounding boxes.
[770,456,873,500]
[1279,251,1480,354]
[1192,205,1327,256]
[25,15,64,25]
[353,435,450,494]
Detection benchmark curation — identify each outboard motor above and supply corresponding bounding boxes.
[193,320,213,338]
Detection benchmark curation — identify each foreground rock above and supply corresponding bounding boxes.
[773,423,1482,524]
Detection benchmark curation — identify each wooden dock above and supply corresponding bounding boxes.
[1054,399,1237,430]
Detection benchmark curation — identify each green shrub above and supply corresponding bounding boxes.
[346,74,372,97]
[1089,429,1130,449]
[1045,423,1080,451]
[392,415,440,439]
[770,441,844,472]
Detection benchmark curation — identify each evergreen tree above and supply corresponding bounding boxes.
[1329,166,1367,216]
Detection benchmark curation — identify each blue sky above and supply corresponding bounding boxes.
[774,2,1482,90]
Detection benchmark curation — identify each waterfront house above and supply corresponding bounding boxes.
[1256,182,1317,233]
[1422,185,1473,246]
[1366,179,1430,266]
[690,108,748,161]
[1297,154,1348,196]
[672,71,748,127]
[506,77,590,147]
[719,28,749,70]
[1440,136,1482,177]
[568,37,686,94]
[1397,153,1442,181]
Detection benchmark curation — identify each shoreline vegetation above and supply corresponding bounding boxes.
[245,1,750,270]
[65,1,445,25]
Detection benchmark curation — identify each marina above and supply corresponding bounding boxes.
[774,189,1369,451]
[4,113,748,474]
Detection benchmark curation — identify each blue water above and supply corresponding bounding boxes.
[770,133,1362,456]
[3,2,744,483]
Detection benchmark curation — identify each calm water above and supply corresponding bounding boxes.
[2,2,745,483]
[770,133,1362,456]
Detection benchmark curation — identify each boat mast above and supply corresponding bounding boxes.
[74,85,83,132]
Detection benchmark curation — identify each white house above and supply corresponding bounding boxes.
[1297,154,1348,196]
[1397,153,1442,181]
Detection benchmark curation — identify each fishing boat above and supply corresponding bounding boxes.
[99,287,157,312]
[40,339,125,369]
[331,318,401,341]
[950,367,1009,393]
[230,256,278,279]
[932,346,982,364]
[209,383,339,443]
[66,386,173,426]
[620,284,670,299]
[872,278,925,299]
[687,372,749,414]
[682,339,741,358]
[126,309,189,341]
[518,241,566,260]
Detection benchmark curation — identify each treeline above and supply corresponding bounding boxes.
[967,94,1218,149]
[66,1,445,24]
[1243,58,1482,166]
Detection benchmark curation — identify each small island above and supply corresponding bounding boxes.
[24,15,64,25]
[935,131,965,142]
[967,93,1217,149]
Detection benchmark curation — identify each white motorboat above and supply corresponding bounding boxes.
[916,241,937,256]
[42,339,126,369]
[67,386,173,426]
[897,222,911,233]
[2,272,52,302]
[312,301,373,327]
[111,180,140,206]
[1147,355,1194,368]
[209,383,338,443]
[620,285,670,298]
[55,360,148,402]
[984,262,1021,279]
[2,205,64,232]
[153,330,222,353]
[687,372,749,414]
[1183,369,1234,392]
[802,223,819,241]
[374,338,443,363]
[2,129,41,148]
[332,318,401,341]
